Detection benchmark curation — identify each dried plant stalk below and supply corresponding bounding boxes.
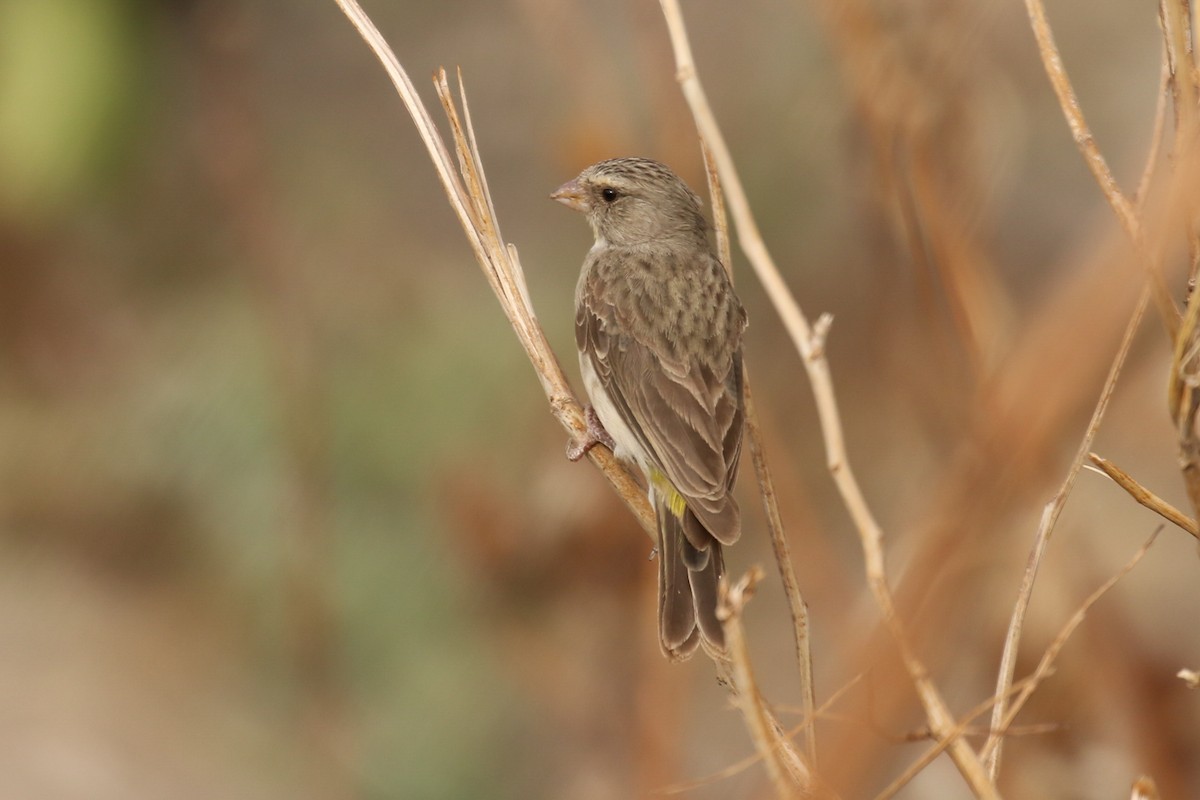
[720,568,810,797]
[984,284,1151,779]
[701,141,818,772]
[332,0,821,793]
[331,0,655,538]
[980,530,1159,762]
[888,522,1155,800]
[1089,454,1200,539]
[658,0,1000,795]
[661,674,864,796]
[1024,0,1179,335]
[1159,0,1200,537]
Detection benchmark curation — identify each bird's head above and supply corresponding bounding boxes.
[551,157,707,247]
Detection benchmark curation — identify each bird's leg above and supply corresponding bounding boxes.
[566,405,617,462]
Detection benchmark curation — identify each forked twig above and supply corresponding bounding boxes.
[702,143,818,772]
[877,675,1040,800]
[981,529,1160,761]
[658,0,999,796]
[659,674,863,796]
[887,520,1155,800]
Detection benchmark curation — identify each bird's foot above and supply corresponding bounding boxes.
[566,405,616,462]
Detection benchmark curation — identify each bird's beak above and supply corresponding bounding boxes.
[551,179,588,212]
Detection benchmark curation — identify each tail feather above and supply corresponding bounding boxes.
[688,542,725,651]
[657,500,699,660]
[656,496,726,661]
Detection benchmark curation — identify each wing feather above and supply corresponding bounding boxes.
[576,248,745,546]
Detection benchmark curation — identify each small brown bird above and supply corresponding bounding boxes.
[552,157,747,660]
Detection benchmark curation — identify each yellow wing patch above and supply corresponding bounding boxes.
[650,468,688,518]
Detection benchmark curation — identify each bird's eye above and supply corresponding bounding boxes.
[601,187,619,203]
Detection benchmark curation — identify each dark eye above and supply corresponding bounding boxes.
[600,187,619,203]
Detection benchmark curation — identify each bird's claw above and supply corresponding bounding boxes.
[566,405,616,462]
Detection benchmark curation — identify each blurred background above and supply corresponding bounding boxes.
[0,0,1196,797]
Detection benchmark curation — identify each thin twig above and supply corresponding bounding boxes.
[720,568,810,796]
[983,286,1150,778]
[1153,0,1200,525]
[701,141,818,772]
[1134,53,1172,208]
[980,529,1161,761]
[876,675,1042,800]
[658,674,863,796]
[1160,0,1198,136]
[1089,454,1200,539]
[1023,0,1179,334]
[658,1,1000,796]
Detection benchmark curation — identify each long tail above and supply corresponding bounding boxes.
[655,496,725,661]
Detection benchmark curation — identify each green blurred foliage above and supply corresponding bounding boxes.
[0,0,145,220]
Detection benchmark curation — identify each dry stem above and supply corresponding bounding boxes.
[331,0,655,539]
[333,1,822,794]
[1024,0,1179,335]
[702,142,818,772]
[980,529,1160,762]
[986,46,1169,772]
[659,674,863,796]
[658,0,999,796]
[1089,454,1200,539]
[886,519,1156,800]
[876,678,1036,800]
[719,568,811,797]
[984,285,1151,778]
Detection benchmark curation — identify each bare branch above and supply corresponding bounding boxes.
[981,530,1160,761]
[331,0,656,538]
[701,140,818,772]
[658,1,999,795]
[719,568,810,796]
[1023,0,1179,333]
[658,674,864,796]
[1089,454,1200,539]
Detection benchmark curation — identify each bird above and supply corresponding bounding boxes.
[551,157,747,660]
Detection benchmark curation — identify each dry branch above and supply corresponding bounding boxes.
[980,529,1160,762]
[658,0,1000,796]
[1089,454,1200,539]
[658,674,864,796]
[720,568,810,797]
[701,142,819,772]
[984,283,1151,779]
[1024,0,1178,334]
[331,0,655,539]
[332,1,823,794]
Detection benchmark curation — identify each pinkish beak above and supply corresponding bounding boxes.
[550,179,588,212]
